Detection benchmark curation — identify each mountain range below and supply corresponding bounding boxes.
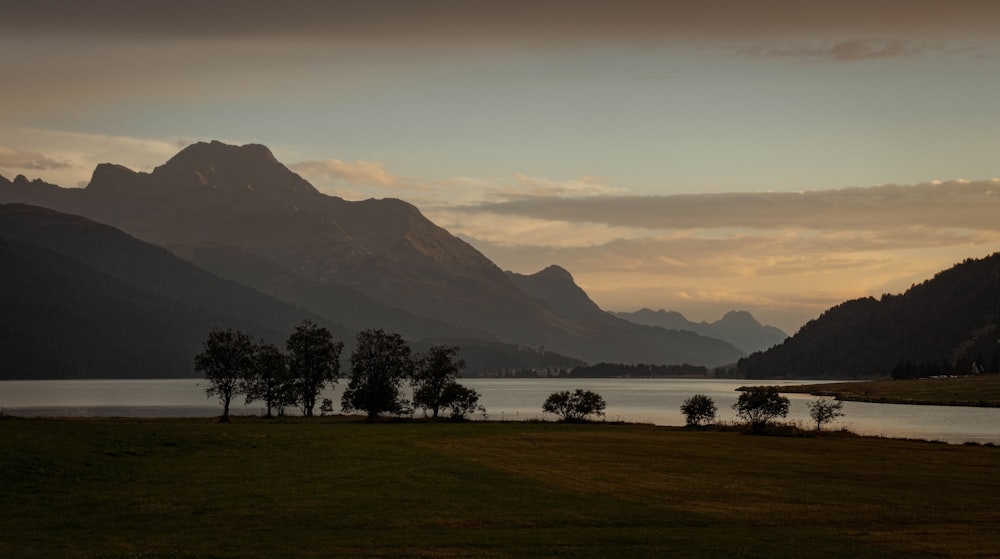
[0,141,748,378]
[611,309,787,354]
[3,141,995,381]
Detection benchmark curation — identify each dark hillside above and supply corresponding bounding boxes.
[738,253,1000,379]
[0,235,224,378]
[0,204,345,379]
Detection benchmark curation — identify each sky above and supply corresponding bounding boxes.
[2,1,999,333]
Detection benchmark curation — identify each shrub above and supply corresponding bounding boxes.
[733,387,790,434]
[542,389,607,421]
[680,394,717,427]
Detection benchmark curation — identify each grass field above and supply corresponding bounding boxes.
[773,373,1000,407]
[1,417,998,558]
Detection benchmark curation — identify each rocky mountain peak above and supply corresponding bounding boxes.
[86,163,140,193]
[533,264,574,283]
[12,174,50,187]
[719,310,761,327]
[507,264,603,321]
[150,140,318,200]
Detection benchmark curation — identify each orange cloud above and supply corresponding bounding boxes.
[0,145,71,171]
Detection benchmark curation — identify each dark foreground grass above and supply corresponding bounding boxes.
[774,373,1000,407]
[1,417,998,558]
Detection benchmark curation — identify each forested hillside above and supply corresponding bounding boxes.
[737,253,1000,379]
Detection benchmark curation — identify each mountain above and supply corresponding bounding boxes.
[737,253,1000,379]
[0,141,743,368]
[0,203,345,379]
[168,242,479,341]
[612,308,788,354]
[507,266,745,365]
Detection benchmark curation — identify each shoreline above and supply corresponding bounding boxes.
[744,373,1000,408]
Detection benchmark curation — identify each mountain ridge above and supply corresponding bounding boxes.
[0,141,745,368]
[508,266,745,365]
[612,308,788,354]
[737,253,1000,379]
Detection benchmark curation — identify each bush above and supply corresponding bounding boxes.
[441,383,484,420]
[542,389,607,421]
[733,387,790,434]
[680,394,717,427]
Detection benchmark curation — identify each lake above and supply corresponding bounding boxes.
[1,378,997,445]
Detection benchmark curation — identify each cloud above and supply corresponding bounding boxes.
[735,38,936,62]
[292,159,409,188]
[0,145,72,171]
[504,174,625,199]
[0,128,188,187]
[429,174,624,207]
[465,227,994,333]
[437,179,1000,332]
[452,180,1000,234]
[294,158,627,207]
[4,2,996,124]
[4,1,999,43]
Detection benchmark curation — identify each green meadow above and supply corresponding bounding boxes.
[1,417,997,558]
[775,373,1000,407]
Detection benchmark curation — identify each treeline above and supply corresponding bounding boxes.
[891,354,996,380]
[196,321,482,421]
[567,362,708,378]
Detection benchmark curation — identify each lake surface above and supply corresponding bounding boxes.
[2,378,997,445]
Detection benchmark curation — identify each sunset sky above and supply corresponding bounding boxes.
[2,1,999,333]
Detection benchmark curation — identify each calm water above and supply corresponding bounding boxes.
[1,378,997,445]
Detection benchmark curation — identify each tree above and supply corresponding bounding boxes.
[542,389,607,422]
[319,398,335,416]
[680,394,717,427]
[440,382,484,420]
[194,328,255,422]
[412,345,466,418]
[733,387,790,434]
[244,341,295,418]
[341,329,414,420]
[286,320,343,417]
[807,398,845,431]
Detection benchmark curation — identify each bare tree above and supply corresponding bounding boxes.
[807,399,845,431]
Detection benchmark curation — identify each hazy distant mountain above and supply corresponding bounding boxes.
[612,308,788,354]
[737,253,1000,379]
[507,266,745,366]
[0,141,743,368]
[0,203,344,379]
